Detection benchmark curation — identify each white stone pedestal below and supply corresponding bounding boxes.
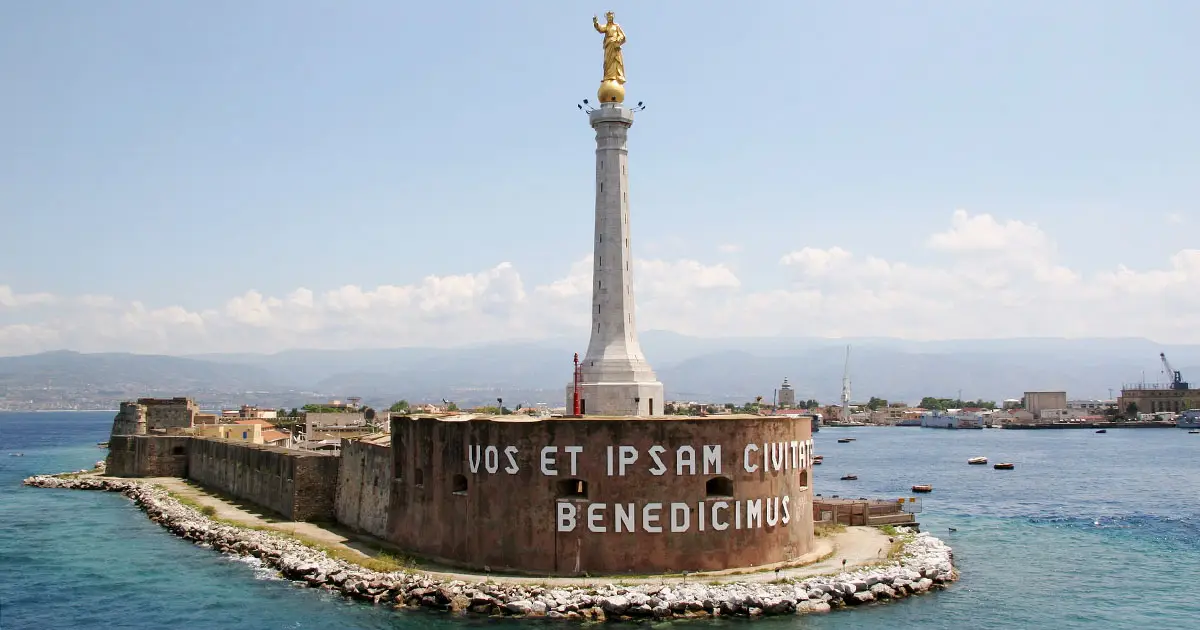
[565,102,664,416]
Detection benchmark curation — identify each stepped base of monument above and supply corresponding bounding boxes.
[565,380,665,416]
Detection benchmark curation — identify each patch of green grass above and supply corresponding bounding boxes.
[887,534,914,561]
[815,522,846,538]
[879,524,899,536]
[158,485,416,573]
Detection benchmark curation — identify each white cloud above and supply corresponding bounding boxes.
[717,243,743,254]
[0,286,56,308]
[2,209,1199,355]
[1166,212,1185,225]
[779,246,853,275]
[926,209,1050,254]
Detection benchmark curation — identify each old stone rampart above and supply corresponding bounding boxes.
[26,474,959,622]
[139,397,197,432]
[106,434,191,477]
[110,401,147,436]
[388,415,815,575]
[187,437,340,521]
[335,438,392,538]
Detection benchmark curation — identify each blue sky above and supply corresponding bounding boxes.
[1,1,1198,354]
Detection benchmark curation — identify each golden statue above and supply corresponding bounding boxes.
[593,11,626,103]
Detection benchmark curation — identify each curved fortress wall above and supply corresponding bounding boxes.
[387,415,814,575]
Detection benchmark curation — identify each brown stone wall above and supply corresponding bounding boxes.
[293,452,341,522]
[387,415,814,575]
[110,402,147,437]
[1118,388,1200,415]
[187,437,338,521]
[335,439,393,537]
[140,397,197,431]
[305,412,366,428]
[106,435,191,477]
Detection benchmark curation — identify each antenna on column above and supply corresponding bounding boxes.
[631,101,646,112]
[577,98,595,113]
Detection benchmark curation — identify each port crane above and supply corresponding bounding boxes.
[1160,352,1190,390]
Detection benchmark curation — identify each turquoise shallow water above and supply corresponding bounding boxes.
[2,413,1198,629]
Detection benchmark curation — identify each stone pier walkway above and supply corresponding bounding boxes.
[143,477,893,585]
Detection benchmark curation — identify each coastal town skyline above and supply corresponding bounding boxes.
[3,1,1200,355]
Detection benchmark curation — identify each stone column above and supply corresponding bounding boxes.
[565,102,664,416]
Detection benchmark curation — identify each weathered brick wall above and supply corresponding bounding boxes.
[294,454,341,522]
[140,397,197,431]
[186,437,337,521]
[106,435,191,477]
[110,402,146,437]
[335,439,392,537]
[387,415,815,575]
[305,412,366,428]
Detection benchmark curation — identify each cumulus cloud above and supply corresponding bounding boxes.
[1,210,1198,355]
[926,209,1051,253]
[0,286,56,308]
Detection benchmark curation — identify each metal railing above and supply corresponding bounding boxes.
[1121,383,1181,391]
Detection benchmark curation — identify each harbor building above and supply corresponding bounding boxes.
[1066,399,1115,411]
[1022,391,1067,417]
[1119,352,1199,415]
[1118,385,1200,414]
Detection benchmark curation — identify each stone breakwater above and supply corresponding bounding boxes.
[24,474,956,621]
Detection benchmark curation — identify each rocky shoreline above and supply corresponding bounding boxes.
[24,474,957,621]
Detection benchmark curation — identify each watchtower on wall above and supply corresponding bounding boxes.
[110,401,148,437]
[138,397,198,433]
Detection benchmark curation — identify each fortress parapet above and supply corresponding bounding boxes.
[386,413,815,575]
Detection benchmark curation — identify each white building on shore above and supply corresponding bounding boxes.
[920,409,986,429]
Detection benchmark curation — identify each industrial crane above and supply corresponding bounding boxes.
[1160,352,1190,390]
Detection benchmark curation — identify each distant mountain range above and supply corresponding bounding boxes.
[2,333,1198,411]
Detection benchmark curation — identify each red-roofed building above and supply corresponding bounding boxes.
[261,429,290,446]
[234,418,276,429]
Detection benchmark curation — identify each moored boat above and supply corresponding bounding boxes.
[1176,409,1200,429]
[1095,429,1107,434]
[967,456,987,465]
[994,462,1015,470]
[911,484,933,493]
[840,474,858,481]
[837,438,855,444]
[812,455,824,465]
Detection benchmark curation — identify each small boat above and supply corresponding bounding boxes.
[837,438,855,444]
[1095,429,1107,434]
[1189,430,1199,434]
[812,455,824,465]
[840,474,858,481]
[994,462,1015,470]
[911,484,933,493]
[967,456,987,465]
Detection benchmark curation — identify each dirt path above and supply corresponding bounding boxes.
[145,477,892,585]
[144,477,375,556]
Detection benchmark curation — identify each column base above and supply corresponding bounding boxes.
[564,381,665,417]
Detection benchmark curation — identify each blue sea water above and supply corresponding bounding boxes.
[1,413,1198,629]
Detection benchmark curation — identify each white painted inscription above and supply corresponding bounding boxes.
[464,439,813,534]
[555,495,793,534]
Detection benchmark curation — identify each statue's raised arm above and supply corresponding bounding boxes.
[593,15,604,33]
